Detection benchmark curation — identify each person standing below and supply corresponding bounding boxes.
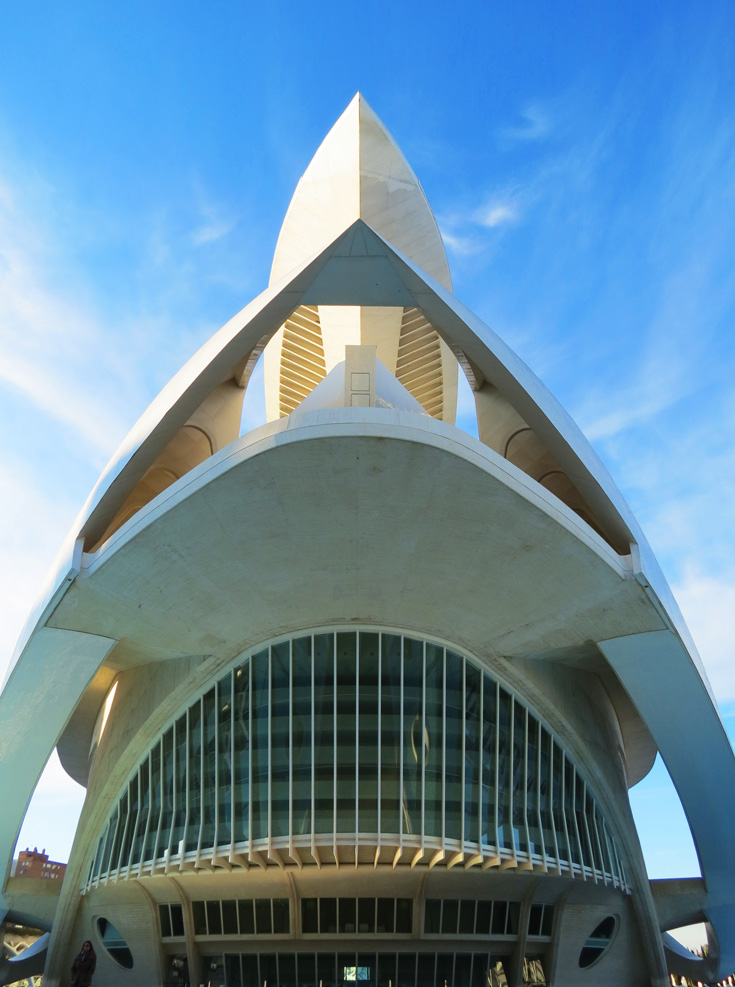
[71,940,96,986]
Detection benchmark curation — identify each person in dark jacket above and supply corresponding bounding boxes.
[71,940,96,986]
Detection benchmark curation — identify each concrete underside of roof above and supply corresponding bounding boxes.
[52,409,661,794]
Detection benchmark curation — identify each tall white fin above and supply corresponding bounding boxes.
[269,93,451,288]
[265,94,457,422]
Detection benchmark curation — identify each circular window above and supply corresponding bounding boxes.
[579,914,618,968]
[96,917,133,969]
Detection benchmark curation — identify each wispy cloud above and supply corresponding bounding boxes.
[475,200,519,229]
[500,103,553,143]
[439,183,530,258]
[189,190,238,246]
[0,172,134,457]
[439,228,485,257]
[191,216,236,245]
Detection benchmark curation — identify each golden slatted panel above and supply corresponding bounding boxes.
[278,305,326,416]
[396,307,444,419]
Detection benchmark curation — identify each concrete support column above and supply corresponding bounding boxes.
[505,880,539,987]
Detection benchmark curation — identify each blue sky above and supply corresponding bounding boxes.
[1,0,733,919]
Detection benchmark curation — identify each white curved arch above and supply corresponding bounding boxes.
[1,226,733,978]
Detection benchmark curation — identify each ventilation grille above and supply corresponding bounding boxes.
[396,307,444,419]
[278,305,327,417]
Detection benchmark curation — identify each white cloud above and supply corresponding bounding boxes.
[0,171,133,458]
[439,228,485,257]
[190,204,237,246]
[501,104,553,143]
[476,201,518,229]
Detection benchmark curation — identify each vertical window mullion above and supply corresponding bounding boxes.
[137,751,153,878]
[126,769,142,878]
[560,754,573,876]
[268,645,273,858]
[198,697,205,859]
[289,640,294,853]
[310,634,315,855]
[535,722,546,867]
[151,739,165,874]
[421,641,426,854]
[460,658,466,852]
[611,825,625,889]
[101,817,116,884]
[493,681,500,854]
[399,635,404,848]
[508,697,515,857]
[333,631,338,854]
[570,768,585,879]
[230,669,235,860]
[213,682,220,860]
[377,634,382,846]
[355,632,360,849]
[548,738,560,869]
[478,673,483,851]
[594,801,611,883]
[441,647,446,849]
[114,790,131,877]
[179,709,189,861]
[523,708,531,859]
[584,784,602,882]
[248,659,253,859]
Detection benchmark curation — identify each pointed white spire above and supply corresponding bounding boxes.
[270,94,452,289]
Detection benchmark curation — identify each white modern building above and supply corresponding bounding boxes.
[1,95,733,987]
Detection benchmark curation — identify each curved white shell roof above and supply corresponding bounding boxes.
[265,95,456,423]
[270,94,452,289]
[1,96,733,980]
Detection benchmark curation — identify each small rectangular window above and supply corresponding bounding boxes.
[528,903,543,937]
[541,905,554,937]
[491,901,508,935]
[320,898,337,934]
[238,899,255,935]
[395,899,412,934]
[255,899,272,934]
[298,954,316,986]
[376,898,393,933]
[475,901,492,935]
[441,899,459,935]
[302,898,318,934]
[222,900,238,935]
[170,903,185,938]
[507,902,520,936]
[192,901,207,936]
[459,900,476,935]
[206,900,222,935]
[358,898,375,933]
[159,904,172,938]
[273,898,290,934]
[424,899,441,935]
[340,898,357,933]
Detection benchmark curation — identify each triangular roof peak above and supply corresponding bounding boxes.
[270,96,452,290]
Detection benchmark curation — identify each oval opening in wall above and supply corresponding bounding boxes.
[579,914,618,968]
[96,917,133,969]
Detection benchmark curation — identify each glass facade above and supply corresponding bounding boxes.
[301,899,412,935]
[85,630,627,890]
[208,952,512,987]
